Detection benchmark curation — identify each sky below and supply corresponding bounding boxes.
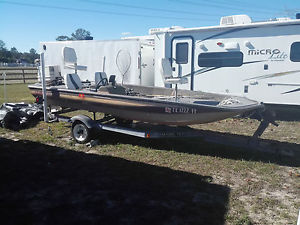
[0,0,299,53]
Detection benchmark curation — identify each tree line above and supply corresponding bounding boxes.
[0,29,92,64]
[56,28,93,41]
[0,40,39,64]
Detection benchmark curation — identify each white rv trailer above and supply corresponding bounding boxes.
[152,14,300,118]
[39,38,154,86]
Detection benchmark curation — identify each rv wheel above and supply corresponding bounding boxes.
[71,121,92,144]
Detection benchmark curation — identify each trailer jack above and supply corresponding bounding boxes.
[251,109,279,140]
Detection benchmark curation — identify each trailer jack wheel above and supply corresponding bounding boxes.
[71,121,92,144]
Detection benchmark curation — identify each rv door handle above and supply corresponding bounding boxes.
[141,63,147,68]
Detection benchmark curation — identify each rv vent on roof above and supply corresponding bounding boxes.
[220,15,252,26]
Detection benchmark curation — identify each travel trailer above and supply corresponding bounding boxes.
[152,14,300,118]
[39,37,154,86]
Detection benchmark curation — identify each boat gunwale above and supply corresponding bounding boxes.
[28,84,262,111]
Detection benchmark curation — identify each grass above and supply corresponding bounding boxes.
[0,83,299,225]
[0,82,35,104]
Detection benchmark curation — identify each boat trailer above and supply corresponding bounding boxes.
[50,109,300,158]
[50,107,277,147]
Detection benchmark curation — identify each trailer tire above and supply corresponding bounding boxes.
[71,121,92,144]
[2,112,20,130]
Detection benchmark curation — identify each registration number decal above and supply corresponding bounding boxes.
[165,107,197,114]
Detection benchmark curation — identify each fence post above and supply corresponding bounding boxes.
[2,72,7,103]
[41,53,48,122]
[22,69,25,83]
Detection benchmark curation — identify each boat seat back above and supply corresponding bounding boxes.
[161,58,188,85]
[62,47,87,71]
[65,73,82,90]
[161,58,173,79]
[63,47,77,64]
[95,72,108,87]
[109,75,116,86]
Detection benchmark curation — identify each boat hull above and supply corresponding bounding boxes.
[28,84,263,125]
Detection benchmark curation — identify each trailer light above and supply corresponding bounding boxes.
[217,42,223,46]
[35,96,43,103]
[79,93,85,98]
[146,133,150,138]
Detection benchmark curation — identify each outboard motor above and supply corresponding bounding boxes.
[296,13,300,19]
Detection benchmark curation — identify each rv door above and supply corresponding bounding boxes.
[140,44,154,86]
[172,37,193,90]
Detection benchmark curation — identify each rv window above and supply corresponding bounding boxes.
[290,42,300,62]
[198,52,243,67]
[176,43,189,64]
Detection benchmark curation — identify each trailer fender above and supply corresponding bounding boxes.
[70,115,96,129]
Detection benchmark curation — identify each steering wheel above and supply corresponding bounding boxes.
[95,78,108,90]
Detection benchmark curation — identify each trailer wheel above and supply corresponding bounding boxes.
[71,121,92,144]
